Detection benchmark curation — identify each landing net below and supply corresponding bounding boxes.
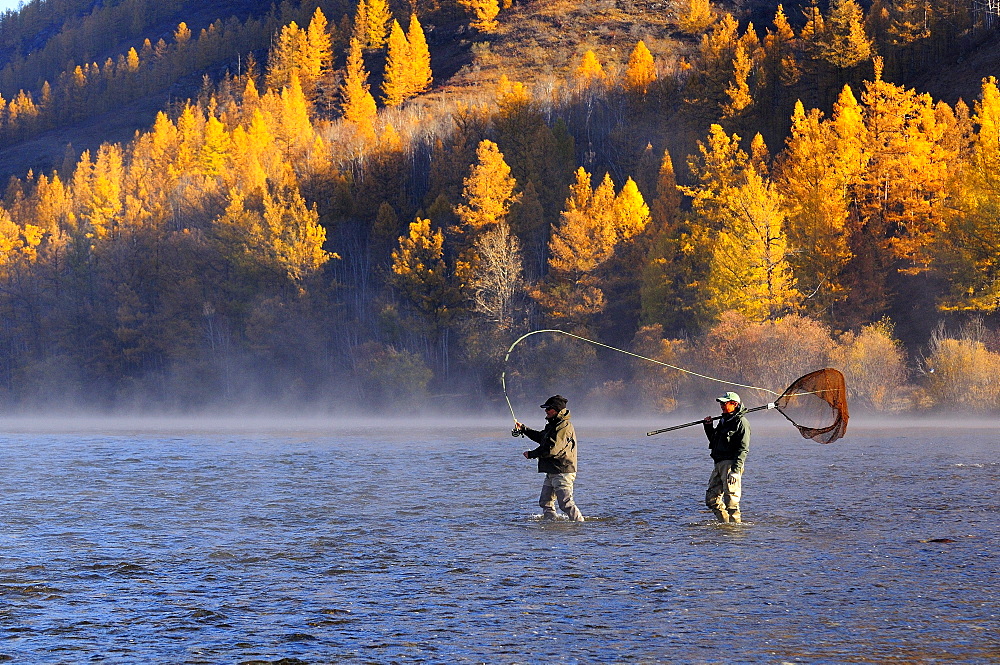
[774,368,849,444]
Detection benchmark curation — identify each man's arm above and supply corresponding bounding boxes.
[730,419,751,474]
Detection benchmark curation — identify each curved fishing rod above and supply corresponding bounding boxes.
[501,329,782,425]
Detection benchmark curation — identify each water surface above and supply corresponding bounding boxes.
[0,418,997,663]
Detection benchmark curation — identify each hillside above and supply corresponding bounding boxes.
[0,0,998,412]
[2,0,999,184]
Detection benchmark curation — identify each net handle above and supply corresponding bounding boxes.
[646,403,776,436]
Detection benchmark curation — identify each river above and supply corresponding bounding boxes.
[0,416,996,663]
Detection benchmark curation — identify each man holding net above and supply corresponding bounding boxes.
[703,391,750,524]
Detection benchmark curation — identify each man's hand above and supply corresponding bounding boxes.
[703,416,713,423]
[522,451,531,459]
[727,471,740,486]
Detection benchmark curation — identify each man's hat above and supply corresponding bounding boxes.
[540,395,568,411]
[716,391,741,404]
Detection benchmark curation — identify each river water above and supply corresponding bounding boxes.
[0,416,997,663]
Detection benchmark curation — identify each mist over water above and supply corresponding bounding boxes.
[0,418,997,663]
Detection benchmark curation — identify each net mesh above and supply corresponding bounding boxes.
[773,368,849,444]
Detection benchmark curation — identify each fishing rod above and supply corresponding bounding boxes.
[502,330,849,444]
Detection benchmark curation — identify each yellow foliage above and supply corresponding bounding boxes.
[455,140,520,233]
[405,14,433,97]
[623,41,657,94]
[677,0,714,34]
[830,318,908,411]
[263,187,333,283]
[391,217,456,326]
[575,50,605,88]
[457,0,500,31]
[614,177,650,241]
[923,330,1000,410]
[340,37,378,142]
[381,20,410,107]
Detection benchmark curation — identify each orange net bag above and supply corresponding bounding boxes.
[772,368,849,444]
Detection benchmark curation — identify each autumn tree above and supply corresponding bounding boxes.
[406,15,433,95]
[391,217,459,333]
[939,77,1000,311]
[623,41,657,94]
[455,139,520,236]
[686,126,800,321]
[677,0,714,34]
[458,0,500,31]
[822,0,872,70]
[574,50,606,89]
[339,37,378,142]
[360,0,391,49]
[381,20,410,106]
[775,96,856,318]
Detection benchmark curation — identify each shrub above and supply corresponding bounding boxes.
[830,318,909,412]
[700,311,832,403]
[629,324,691,413]
[921,322,1000,411]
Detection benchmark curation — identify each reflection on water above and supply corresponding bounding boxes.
[0,422,997,662]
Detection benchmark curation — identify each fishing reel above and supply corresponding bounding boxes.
[511,426,524,437]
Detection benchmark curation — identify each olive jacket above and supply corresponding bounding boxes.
[522,408,577,474]
[703,404,750,474]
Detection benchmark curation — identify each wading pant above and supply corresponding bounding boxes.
[706,460,742,520]
[540,472,584,522]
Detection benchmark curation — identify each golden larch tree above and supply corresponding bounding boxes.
[339,37,378,142]
[381,20,410,106]
[575,50,606,89]
[623,41,657,94]
[458,0,500,32]
[406,14,433,97]
[455,140,520,235]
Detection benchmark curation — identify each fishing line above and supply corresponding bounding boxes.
[501,329,783,424]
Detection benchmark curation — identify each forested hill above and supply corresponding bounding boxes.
[0,0,999,414]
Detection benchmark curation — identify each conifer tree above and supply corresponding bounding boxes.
[722,41,753,117]
[364,0,392,49]
[455,140,521,235]
[262,186,333,284]
[266,21,304,93]
[303,8,335,105]
[458,0,500,32]
[823,0,872,69]
[391,217,457,329]
[340,37,378,142]
[381,20,410,106]
[776,99,853,317]
[799,0,827,62]
[405,14,433,97]
[623,41,656,94]
[941,77,1000,310]
[677,0,714,34]
[575,50,606,89]
[764,5,800,87]
[686,126,800,321]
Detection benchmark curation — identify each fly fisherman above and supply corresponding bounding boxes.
[513,395,585,522]
[703,391,750,524]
